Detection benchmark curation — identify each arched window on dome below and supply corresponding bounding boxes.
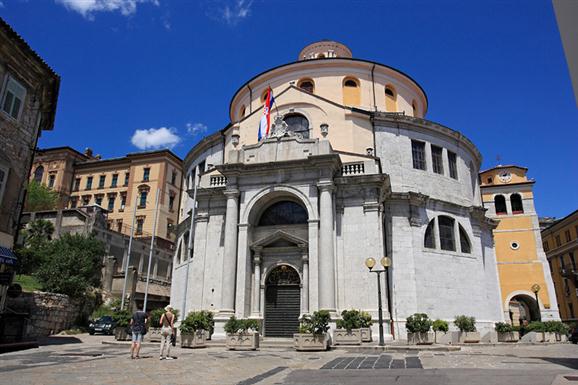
[412,100,418,117]
[495,195,507,215]
[258,201,308,226]
[261,90,271,103]
[34,165,44,183]
[424,218,436,249]
[283,113,310,138]
[317,53,326,58]
[510,193,524,214]
[239,105,246,119]
[342,77,360,106]
[297,78,315,93]
[438,216,456,251]
[385,85,397,112]
[459,224,471,254]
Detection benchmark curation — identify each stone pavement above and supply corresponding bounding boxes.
[0,334,577,385]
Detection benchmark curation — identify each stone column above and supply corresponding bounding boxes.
[300,245,309,315]
[317,181,336,312]
[220,188,240,315]
[251,248,262,317]
[103,256,116,292]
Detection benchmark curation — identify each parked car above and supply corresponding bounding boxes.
[88,316,116,335]
[570,327,578,344]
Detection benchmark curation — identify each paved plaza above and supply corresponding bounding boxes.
[1,335,578,385]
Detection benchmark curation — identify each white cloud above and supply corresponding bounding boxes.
[186,122,208,136]
[131,127,180,150]
[55,0,159,18]
[221,0,253,25]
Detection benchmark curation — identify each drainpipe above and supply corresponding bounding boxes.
[247,84,253,114]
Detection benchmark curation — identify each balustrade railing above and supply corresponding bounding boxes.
[341,162,365,176]
[209,175,227,187]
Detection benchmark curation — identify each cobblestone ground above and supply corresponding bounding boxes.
[1,335,577,385]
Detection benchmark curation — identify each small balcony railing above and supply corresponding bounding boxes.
[209,175,227,187]
[341,162,365,176]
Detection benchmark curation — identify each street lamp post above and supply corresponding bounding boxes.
[531,283,541,322]
[365,257,392,346]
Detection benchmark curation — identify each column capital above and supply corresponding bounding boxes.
[317,181,335,192]
[224,188,240,198]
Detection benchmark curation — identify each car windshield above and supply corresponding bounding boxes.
[97,316,113,323]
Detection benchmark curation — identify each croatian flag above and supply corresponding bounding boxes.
[258,88,275,141]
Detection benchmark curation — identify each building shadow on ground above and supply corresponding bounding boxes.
[533,357,578,370]
[38,336,82,346]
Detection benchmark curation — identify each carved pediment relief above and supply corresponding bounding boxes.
[250,230,307,250]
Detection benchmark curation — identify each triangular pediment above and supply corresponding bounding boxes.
[250,230,307,249]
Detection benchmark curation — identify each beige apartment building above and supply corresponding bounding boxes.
[30,148,183,245]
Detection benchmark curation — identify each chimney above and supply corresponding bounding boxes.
[84,147,93,157]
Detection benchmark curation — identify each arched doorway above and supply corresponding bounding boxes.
[264,265,301,337]
[509,294,540,325]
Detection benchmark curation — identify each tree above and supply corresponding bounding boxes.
[15,219,55,275]
[24,180,58,212]
[35,233,105,298]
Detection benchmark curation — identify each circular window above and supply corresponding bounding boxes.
[510,241,520,250]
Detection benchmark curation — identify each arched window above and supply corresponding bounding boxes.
[34,166,44,183]
[495,195,507,215]
[317,53,325,59]
[283,113,310,138]
[261,90,270,103]
[258,201,308,226]
[511,193,524,214]
[385,85,397,112]
[438,216,456,251]
[412,100,418,117]
[424,219,436,249]
[342,77,360,106]
[239,105,246,119]
[297,78,314,93]
[459,224,471,254]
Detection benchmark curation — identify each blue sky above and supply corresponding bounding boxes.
[2,0,577,218]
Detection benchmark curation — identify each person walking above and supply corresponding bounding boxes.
[159,305,175,360]
[130,306,148,359]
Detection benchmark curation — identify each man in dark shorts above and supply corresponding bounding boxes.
[130,306,148,359]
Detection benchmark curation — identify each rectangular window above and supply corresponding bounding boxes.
[169,194,175,211]
[543,241,549,252]
[411,140,426,170]
[106,220,112,230]
[143,168,150,182]
[70,197,78,208]
[82,196,90,206]
[0,166,7,206]
[167,220,174,237]
[438,216,456,251]
[171,171,177,185]
[565,230,571,243]
[448,151,458,179]
[98,175,106,189]
[116,219,123,233]
[124,172,130,186]
[95,195,103,206]
[431,145,444,174]
[120,193,127,211]
[571,252,577,271]
[1,76,26,120]
[556,235,561,247]
[107,196,115,211]
[570,303,575,319]
[136,218,144,234]
[73,177,81,191]
[48,174,56,188]
[139,191,147,208]
[86,176,93,190]
[111,174,118,188]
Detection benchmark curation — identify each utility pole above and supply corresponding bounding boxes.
[120,195,139,311]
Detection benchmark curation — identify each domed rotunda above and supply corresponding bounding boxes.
[171,41,504,339]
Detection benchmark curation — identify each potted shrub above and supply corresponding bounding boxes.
[433,319,452,344]
[112,309,131,341]
[453,315,480,343]
[521,321,545,343]
[544,321,569,342]
[224,317,260,350]
[334,309,362,345]
[495,322,519,342]
[200,310,215,340]
[406,313,434,345]
[147,308,180,342]
[179,311,208,348]
[294,310,331,351]
[359,311,373,342]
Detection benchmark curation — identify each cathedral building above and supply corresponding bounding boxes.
[171,41,504,338]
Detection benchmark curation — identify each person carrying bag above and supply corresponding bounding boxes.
[159,305,175,360]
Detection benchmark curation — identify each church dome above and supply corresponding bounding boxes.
[298,40,352,60]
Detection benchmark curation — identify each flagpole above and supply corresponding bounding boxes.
[143,187,160,313]
[181,166,199,319]
[120,195,139,311]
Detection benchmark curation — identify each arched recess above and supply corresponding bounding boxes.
[258,201,308,226]
[241,185,317,225]
[458,224,471,254]
[34,166,44,183]
[424,218,436,249]
[297,78,315,93]
[263,264,301,337]
[412,100,418,117]
[385,85,397,112]
[510,193,524,214]
[239,105,246,120]
[494,194,507,215]
[505,291,542,324]
[342,76,360,106]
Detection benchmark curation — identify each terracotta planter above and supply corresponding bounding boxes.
[360,327,372,342]
[455,331,480,343]
[226,332,259,350]
[407,332,434,345]
[497,331,519,342]
[294,333,328,351]
[147,327,162,342]
[114,327,130,341]
[333,329,362,345]
[181,330,206,348]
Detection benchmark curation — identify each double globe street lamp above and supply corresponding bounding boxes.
[364,256,392,346]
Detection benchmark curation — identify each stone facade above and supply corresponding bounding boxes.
[170,41,504,339]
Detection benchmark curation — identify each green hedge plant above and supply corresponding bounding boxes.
[224,316,260,334]
[432,319,449,333]
[494,322,514,333]
[149,308,180,326]
[543,321,570,334]
[359,311,373,328]
[405,313,432,333]
[336,309,362,331]
[112,309,131,328]
[525,321,546,333]
[179,311,211,334]
[299,310,331,335]
[454,315,476,332]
